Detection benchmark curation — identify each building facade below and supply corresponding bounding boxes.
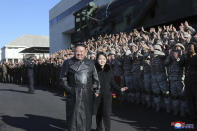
[50,0,197,54]
[49,0,110,54]
[1,35,49,63]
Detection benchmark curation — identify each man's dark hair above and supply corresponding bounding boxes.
[75,43,87,49]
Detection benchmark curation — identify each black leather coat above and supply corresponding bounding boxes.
[60,57,100,131]
[94,63,120,114]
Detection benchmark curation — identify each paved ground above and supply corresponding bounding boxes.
[0,83,192,131]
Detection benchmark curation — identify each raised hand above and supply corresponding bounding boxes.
[121,87,128,92]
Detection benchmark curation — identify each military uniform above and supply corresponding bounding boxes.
[122,50,132,102]
[178,51,197,122]
[26,58,35,93]
[2,64,7,83]
[130,50,143,104]
[142,50,152,108]
[0,64,2,82]
[165,50,185,115]
[151,43,169,112]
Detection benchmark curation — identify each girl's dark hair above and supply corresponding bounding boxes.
[96,52,107,61]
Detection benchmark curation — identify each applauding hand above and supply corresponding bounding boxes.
[95,93,99,97]
[121,87,128,92]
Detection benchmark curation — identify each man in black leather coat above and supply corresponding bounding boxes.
[60,44,100,131]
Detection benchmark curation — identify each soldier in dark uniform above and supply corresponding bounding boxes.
[36,61,42,86]
[178,42,197,125]
[33,60,38,86]
[10,64,14,83]
[2,62,7,83]
[164,44,185,116]
[129,43,143,104]
[52,60,59,88]
[0,63,3,82]
[26,57,35,94]
[150,42,169,112]
[21,62,28,85]
[142,47,152,108]
[19,63,23,85]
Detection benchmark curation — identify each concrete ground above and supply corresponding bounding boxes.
[0,83,192,131]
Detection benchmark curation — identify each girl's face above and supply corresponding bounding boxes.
[97,55,107,67]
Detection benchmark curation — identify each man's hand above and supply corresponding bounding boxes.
[121,87,128,92]
[184,21,189,28]
[173,51,179,60]
[149,45,154,52]
[158,26,162,32]
[95,93,99,97]
[141,27,145,32]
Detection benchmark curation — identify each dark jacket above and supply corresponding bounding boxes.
[179,54,197,87]
[59,57,100,131]
[94,63,120,114]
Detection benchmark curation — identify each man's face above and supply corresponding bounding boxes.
[108,55,111,61]
[188,44,195,54]
[131,46,137,53]
[111,54,115,60]
[173,51,179,59]
[103,47,107,52]
[186,37,191,43]
[75,46,87,61]
[163,34,168,39]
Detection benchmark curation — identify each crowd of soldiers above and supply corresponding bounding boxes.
[0,21,197,118]
[0,57,67,89]
[80,21,197,118]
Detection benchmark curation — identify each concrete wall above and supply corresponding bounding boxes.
[49,0,80,21]
[1,46,50,63]
[23,53,50,59]
[49,0,80,54]
[1,46,26,63]
[49,14,74,53]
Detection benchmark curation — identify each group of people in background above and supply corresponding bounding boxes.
[0,21,197,129]
[0,57,64,88]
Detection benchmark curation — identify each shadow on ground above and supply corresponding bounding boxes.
[1,114,66,131]
[0,83,65,98]
[0,89,30,94]
[111,101,190,131]
[1,114,99,131]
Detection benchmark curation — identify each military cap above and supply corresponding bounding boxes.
[156,40,163,46]
[183,32,191,38]
[142,46,149,51]
[117,52,121,56]
[163,32,168,35]
[154,50,165,56]
[174,43,185,50]
[129,43,137,47]
[125,50,131,56]
[129,43,138,50]
[103,44,108,48]
[153,44,162,51]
